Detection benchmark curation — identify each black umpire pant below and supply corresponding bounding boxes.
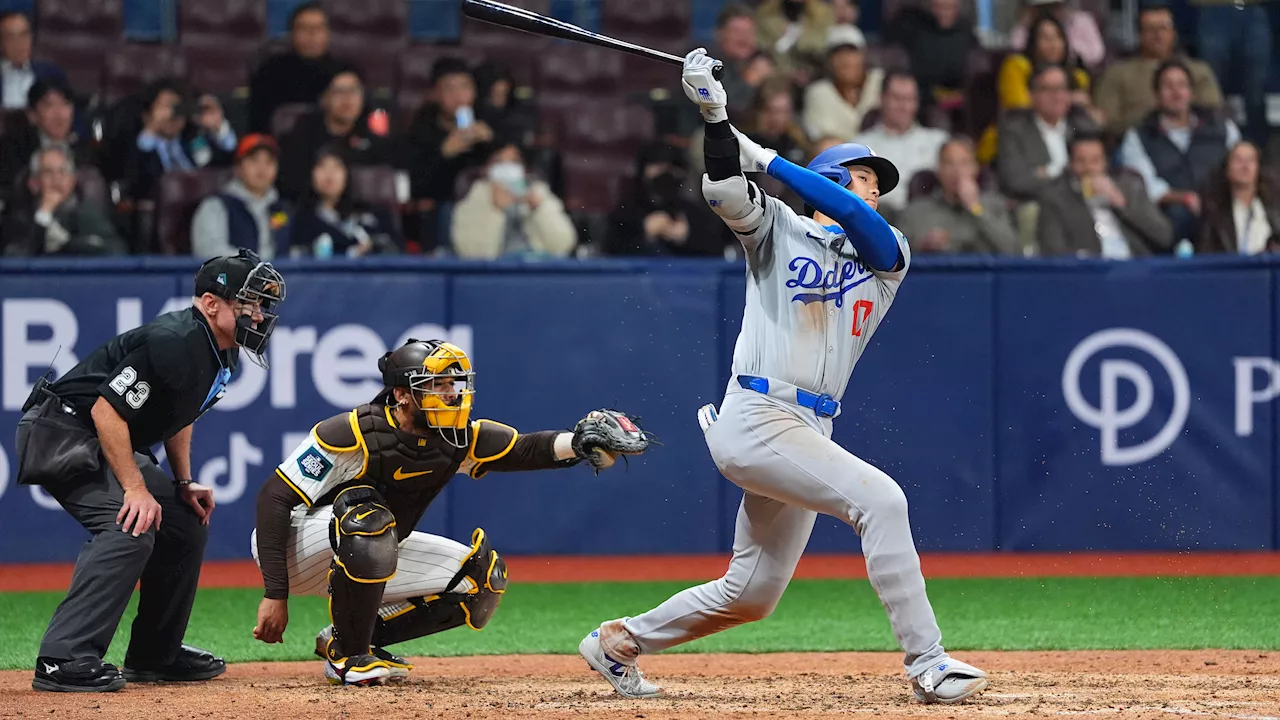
[19,406,208,663]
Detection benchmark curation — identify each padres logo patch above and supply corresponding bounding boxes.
[297,447,332,481]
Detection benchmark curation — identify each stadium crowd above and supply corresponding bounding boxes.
[0,0,1277,260]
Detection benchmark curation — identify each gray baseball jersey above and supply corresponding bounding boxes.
[730,194,912,401]
[618,181,955,683]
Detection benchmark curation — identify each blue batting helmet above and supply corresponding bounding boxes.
[806,143,900,195]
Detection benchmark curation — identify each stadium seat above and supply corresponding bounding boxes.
[182,45,255,97]
[36,0,123,39]
[348,164,400,209]
[154,168,233,254]
[558,103,654,154]
[325,0,407,41]
[76,166,109,208]
[270,103,313,138]
[33,36,109,101]
[539,44,626,92]
[104,44,188,105]
[865,43,912,74]
[180,0,267,41]
[560,151,628,214]
[601,0,689,44]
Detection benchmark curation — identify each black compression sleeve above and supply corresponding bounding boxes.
[255,474,301,599]
[479,430,568,473]
[703,120,741,182]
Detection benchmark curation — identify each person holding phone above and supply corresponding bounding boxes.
[124,78,236,201]
[406,58,495,207]
[450,140,577,259]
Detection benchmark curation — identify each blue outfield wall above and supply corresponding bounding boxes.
[0,255,1277,562]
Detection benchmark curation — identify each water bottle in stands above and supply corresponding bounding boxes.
[314,233,334,259]
[1175,239,1193,258]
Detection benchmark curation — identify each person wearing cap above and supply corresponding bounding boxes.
[1008,0,1105,70]
[0,76,92,207]
[13,248,286,692]
[802,25,884,143]
[277,62,393,203]
[191,134,291,261]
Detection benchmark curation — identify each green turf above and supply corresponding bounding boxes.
[0,577,1276,670]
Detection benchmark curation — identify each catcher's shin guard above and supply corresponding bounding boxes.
[372,528,508,647]
[327,485,398,660]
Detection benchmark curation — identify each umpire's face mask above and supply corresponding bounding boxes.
[233,263,286,368]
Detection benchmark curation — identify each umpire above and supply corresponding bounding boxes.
[13,248,286,693]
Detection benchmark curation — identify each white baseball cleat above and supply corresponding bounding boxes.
[911,657,988,704]
[579,628,662,699]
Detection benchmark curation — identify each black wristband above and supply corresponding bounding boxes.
[703,120,741,182]
[174,478,193,487]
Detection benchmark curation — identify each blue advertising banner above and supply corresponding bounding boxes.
[2,256,1279,561]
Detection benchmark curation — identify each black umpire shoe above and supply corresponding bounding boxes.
[33,656,127,692]
[122,644,227,682]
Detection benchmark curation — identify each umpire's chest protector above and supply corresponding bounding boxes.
[321,404,470,538]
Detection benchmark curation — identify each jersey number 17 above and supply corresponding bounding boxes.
[851,300,874,337]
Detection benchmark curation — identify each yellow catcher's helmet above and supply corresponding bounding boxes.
[378,339,475,446]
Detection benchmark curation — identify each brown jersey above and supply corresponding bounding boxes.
[274,403,524,540]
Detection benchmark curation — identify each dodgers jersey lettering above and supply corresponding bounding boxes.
[731,194,911,401]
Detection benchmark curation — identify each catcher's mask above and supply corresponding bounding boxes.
[194,248,286,369]
[379,339,475,447]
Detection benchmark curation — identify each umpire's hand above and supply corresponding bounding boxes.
[118,488,163,537]
[180,482,217,526]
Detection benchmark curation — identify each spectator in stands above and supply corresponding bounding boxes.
[853,72,949,216]
[748,78,811,166]
[1191,0,1272,145]
[1119,59,1240,242]
[811,136,845,157]
[248,2,344,134]
[0,11,67,111]
[1197,141,1280,254]
[126,79,236,201]
[832,0,859,26]
[997,65,1097,244]
[0,77,91,207]
[190,134,290,260]
[290,144,400,258]
[1038,131,1173,257]
[899,138,1021,255]
[755,0,835,83]
[713,4,762,114]
[979,12,1101,163]
[1093,3,1222,138]
[996,65,1095,201]
[885,0,978,112]
[278,64,393,202]
[802,25,883,142]
[1008,0,1106,70]
[407,58,494,207]
[742,51,777,89]
[1,145,126,257]
[475,61,536,148]
[607,143,723,256]
[450,140,576,259]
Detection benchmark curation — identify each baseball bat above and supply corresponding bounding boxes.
[461,0,723,79]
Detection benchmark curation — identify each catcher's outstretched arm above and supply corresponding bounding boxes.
[474,430,578,475]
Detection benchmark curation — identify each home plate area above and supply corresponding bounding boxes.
[2,651,1277,720]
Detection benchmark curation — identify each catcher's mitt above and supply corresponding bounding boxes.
[571,409,653,474]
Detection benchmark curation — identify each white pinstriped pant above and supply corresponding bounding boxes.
[250,506,477,605]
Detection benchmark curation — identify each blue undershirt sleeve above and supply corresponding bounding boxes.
[765,156,901,271]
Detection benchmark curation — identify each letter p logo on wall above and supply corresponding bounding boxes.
[1061,328,1190,466]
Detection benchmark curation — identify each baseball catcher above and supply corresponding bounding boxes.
[250,338,649,686]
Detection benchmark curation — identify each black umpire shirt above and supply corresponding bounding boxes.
[50,306,239,452]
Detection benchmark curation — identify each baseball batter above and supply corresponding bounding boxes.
[250,339,650,686]
[578,49,989,705]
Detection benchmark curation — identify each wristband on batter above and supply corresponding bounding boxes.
[174,477,193,487]
[703,120,741,182]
